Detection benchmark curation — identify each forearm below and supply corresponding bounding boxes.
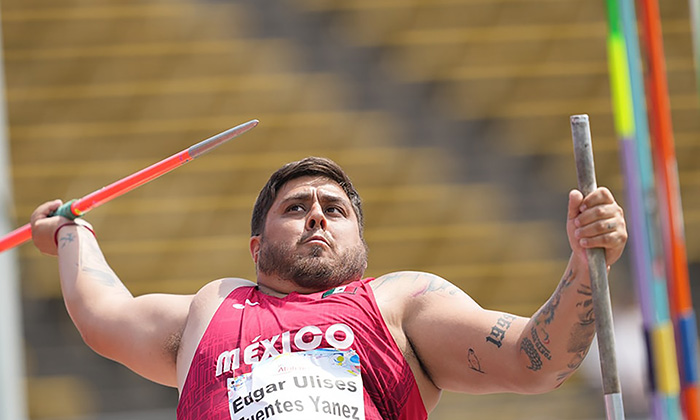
[56,223,133,350]
[517,254,595,391]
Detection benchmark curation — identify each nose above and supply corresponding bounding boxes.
[306,203,327,231]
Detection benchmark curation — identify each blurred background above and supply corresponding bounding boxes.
[0,0,698,418]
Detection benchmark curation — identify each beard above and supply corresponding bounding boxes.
[256,235,368,291]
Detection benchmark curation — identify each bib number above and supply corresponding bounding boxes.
[227,348,364,420]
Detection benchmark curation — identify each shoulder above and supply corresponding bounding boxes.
[188,277,256,314]
[370,271,465,301]
[184,278,256,340]
[370,271,481,319]
[192,277,257,298]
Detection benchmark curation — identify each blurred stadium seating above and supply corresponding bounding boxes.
[2,0,698,418]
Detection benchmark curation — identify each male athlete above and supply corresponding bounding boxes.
[30,156,627,419]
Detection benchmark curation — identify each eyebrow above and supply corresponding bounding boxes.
[279,190,349,207]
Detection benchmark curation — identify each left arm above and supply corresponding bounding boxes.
[382,187,626,394]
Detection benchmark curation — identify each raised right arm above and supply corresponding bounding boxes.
[31,200,193,387]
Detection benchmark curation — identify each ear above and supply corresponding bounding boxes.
[249,235,261,264]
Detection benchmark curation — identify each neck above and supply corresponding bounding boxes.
[256,282,292,298]
[256,275,360,297]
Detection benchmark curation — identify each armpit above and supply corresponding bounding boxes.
[164,327,184,364]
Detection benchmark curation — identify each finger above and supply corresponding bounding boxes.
[568,189,584,220]
[576,203,624,228]
[575,218,621,240]
[30,199,63,224]
[579,186,615,211]
[578,230,626,250]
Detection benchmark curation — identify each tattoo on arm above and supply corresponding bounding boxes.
[77,237,130,293]
[530,327,552,360]
[373,272,461,297]
[81,266,119,287]
[59,232,75,249]
[533,270,575,327]
[485,313,516,348]
[557,282,596,382]
[562,269,575,287]
[371,273,402,290]
[538,293,561,326]
[410,273,460,297]
[467,348,485,374]
[521,337,543,371]
[525,269,594,376]
[576,285,595,326]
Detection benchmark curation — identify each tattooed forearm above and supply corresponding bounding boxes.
[533,270,575,327]
[530,327,552,361]
[486,313,516,348]
[81,238,109,267]
[521,337,543,371]
[81,266,119,287]
[569,285,595,357]
[59,232,75,248]
[536,292,560,326]
[576,285,595,326]
[561,269,575,287]
[556,283,596,381]
[566,323,594,363]
[556,335,591,383]
[74,235,130,291]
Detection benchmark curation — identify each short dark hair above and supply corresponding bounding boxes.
[251,157,364,236]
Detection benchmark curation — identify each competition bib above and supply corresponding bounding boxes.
[227,348,364,420]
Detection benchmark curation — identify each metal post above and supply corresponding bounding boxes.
[0,7,29,419]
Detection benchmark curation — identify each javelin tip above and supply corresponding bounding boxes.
[188,119,260,158]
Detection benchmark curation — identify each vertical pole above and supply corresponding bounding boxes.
[0,8,29,420]
[571,115,626,420]
[637,1,700,418]
[688,0,700,97]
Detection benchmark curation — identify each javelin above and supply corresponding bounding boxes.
[570,114,625,420]
[0,119,259,253]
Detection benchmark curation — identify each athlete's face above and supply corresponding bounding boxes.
[250,176,367,292]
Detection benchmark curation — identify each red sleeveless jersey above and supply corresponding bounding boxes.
[177,278,427,420]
